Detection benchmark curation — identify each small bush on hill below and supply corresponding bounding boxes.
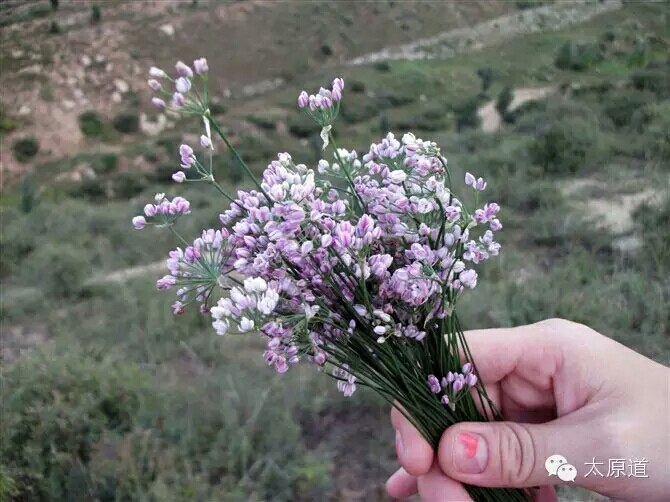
[554,41,604,71]
[12,136,39,163]
[112,112,140,134]
[79,110,105,137]
[496,86,514,115]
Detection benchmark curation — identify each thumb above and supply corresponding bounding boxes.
[437,417,602,490]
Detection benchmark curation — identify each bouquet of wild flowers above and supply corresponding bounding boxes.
[134,59,533,502]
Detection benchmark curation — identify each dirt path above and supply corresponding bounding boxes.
[347,0,623,65]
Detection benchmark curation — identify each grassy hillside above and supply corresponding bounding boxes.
[1,1,669,501]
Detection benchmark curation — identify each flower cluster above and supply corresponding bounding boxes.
[148,58,209,113]
[134,59,533,502]
[135,110,503,393]
[297,77,344,127]
[132,193,191,230]
[428,363,478,410]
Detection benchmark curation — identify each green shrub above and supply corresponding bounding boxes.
[19,172,37,213]
[496,86,514,115]
[12,136,39,163]
[0,207,38,276]
[528,123,591,175]
[388,68,436,107]
[627,39,650,68]
[288,112,318,138]
[0,346,333,502]
[65,175,107,201]
[112,172,148,199]
[554,41,603,71]
[112,112,140,134]
[246,113,276,131]
[633,195,670,275]
[602,90,656,128]
[373,60,391,72]
[208,100,227,116]
[629,66,670,99]
[79,110,105,137]
[91,4,101,23]
[48,20,60,34]
[21,243,92,298]
[92,153,119,174]
[520,99,612,175]
[454,98,481,132]
[338,93,379,124]
[476,67,495,94]
[349,80,366,93]
[0,117,16,135]
[148,162,178,183]
[0,352,149,502]
[628,101,670,161]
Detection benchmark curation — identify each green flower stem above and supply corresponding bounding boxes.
[205,112,272,202]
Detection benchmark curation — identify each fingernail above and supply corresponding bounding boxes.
[455,432,488,474]
[395,429,405,459]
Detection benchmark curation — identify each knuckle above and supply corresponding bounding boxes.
[495,422,537,486]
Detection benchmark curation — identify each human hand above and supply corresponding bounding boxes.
[386,318,670,502]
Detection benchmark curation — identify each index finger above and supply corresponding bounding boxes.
[460,319,569,385]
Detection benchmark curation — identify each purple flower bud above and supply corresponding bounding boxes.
[441,395,450,406]
[148,79,161,91]
[179,144,193,159]
[172,92,186,107]
[452,377,465,393]
[172,171,186,183]
[200,135,211,148]
[297,90,309,108]
[149,67,166,79]
[157,275,176,290]
[171,301,185,315]
[462,362,473,374]
[175,77,191,94]
[464,172,476,187]
[465,373,478,387]
[143,204,156,217]
[193,57,208,75]
[474,177,487,191]
[427,375,441,394]
[152,97,166,109]
[332,77,344,93]
[175,61,193,78]
[132,216,146,229]
[331,87,342,102]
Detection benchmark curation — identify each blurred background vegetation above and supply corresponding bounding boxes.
[1,1,669,501]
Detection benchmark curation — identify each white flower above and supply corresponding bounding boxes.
[373,326,387,335]
[213,319,230,336]
[244,277,267,294]
[239,317,255,332]
[388,170,407,184]
[230,287,247,306]
[304,304,319,320]
[459,269,478,289]
[257,289,279,315]
[155,192,165,202]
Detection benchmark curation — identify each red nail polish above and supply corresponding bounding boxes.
[458,432,479,458]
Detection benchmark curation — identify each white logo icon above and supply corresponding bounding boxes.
[557,463,578,482]
[545,454,568,476]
